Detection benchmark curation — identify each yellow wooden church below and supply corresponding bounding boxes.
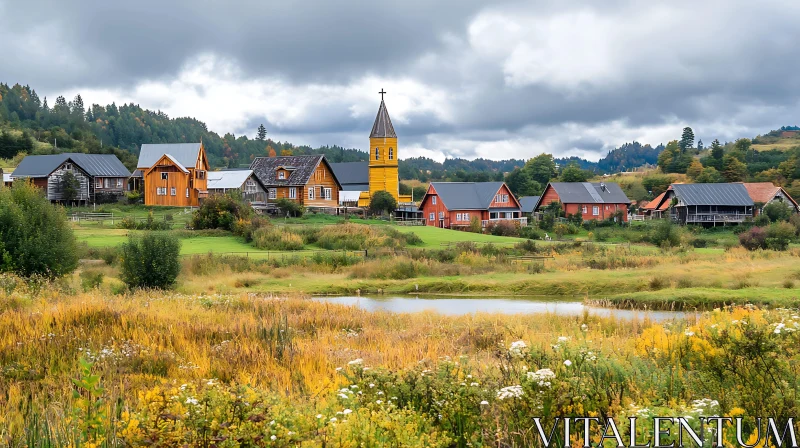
[356,93,413,207]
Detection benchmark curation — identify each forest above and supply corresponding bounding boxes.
[1,82,662,179]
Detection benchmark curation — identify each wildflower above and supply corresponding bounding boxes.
[527,368,555,387]
[335,367,342,372]
[563,360,572,367]
[684,331,695,336]
[347,358,363,366]
[497,385,524,400]
[509,340,528,358]
[557,336,569,342]
[369,383,375,388]
[316,414,323,419]
[185,397,199,406]
[470,382,479,387]
[343,409,352,415]
[338,393,348,399]
[580,324,588,332]
[480,400,489,405]
[377,391,384,395]
[271,435,277,441]
[376,400,383,404]
[330,417,338,422]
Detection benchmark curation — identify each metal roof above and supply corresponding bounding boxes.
[329,161,369,185]
[250,155,342,189]
[370,100,397,138]
[671,183,754,206]
[546,182,630,205]
[138,143,201,169]
[426,182,519,210]
[207,170,254,190]
[519,196,540,213]
[12,153,130,178]
[341,183,369,192]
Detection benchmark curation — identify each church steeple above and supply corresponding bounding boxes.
[370,91,397,138]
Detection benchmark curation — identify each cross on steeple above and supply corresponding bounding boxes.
[379,89,386,101]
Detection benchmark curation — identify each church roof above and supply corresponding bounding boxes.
[370,100,397,138]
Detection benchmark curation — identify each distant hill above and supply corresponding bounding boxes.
[752,126,800,152]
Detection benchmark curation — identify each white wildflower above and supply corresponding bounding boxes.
[508,340,528,358]
[526,368,555,387]
[480,400,489,405]
[185,397,199,406]
[580,324,589,332]
[270,435,277,441]
[496,385,524,400]
[557,336,569,342]
[343,409,353,415]
[316,414,323,419]
[347,358,363,366]
[563,360,572,367]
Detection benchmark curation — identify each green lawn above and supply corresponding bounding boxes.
[396,225,527,248]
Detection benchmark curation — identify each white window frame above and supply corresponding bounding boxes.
[389,147,394,160]
[456,213,462,221]
[582,205,588,214]
[593,206,599,216]
[308,188,314,200]
[116,178,123,188]
[170,187,177,196]
[96,178,102,188]
[156,187,166,196]
[429,212,435,221]
[432,196,437,205]
[464,212,470,221]
[278,171,285,179]
[161,172,168,180]
[186,188,189,198]
[289,187,296,199]
[324,188,332,200]
[104,178,111,188]
[438,211,444,219]
[268,188,277,199]
[245,180,256,194]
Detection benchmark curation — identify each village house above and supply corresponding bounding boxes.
[11,153,130,204]
[651,183,754,225]
[639,189,671,219]
[418,182,524,229]
[518,196,540,218]
[534,182,631,222]
[136,143,210,207]
[250,155,342,210]
[206,170,268,204]
[740,182,799,215]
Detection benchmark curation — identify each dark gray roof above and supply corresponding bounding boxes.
[250,155,342,189]
[671,183,754,206]
[138,143,201,169]
[426,182,519,210]
[370,100,397,138]
[519,196,541,213]
[12,153,130,178]
[341,183,369,192]
[329,161,369,186]
[544,182,630,205]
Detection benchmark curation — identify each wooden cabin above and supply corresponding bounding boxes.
[207,170,268,204]
[10,153,130,204]
[653,183,754,225]
[418,182,525,229]
[534,182,631,222]
[138,143,209,207]
[741,182,799,215]
[250,155,342,210]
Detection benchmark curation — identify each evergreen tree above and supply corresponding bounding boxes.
[697,139,704,151]
[679,127,695,152]
[257,124,267,141]
[711,139,724,161]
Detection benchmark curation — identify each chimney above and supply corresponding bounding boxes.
[600,182,606,192]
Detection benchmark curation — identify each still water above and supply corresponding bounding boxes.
[313,295,695,322]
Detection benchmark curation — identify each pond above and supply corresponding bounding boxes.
[313,295,696,322]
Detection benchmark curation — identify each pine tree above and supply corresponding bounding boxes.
[679,127,695,152]
[257,124,267,141]
[711,139,724,161]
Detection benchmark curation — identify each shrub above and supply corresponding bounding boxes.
[739,226,767,251]
[468,216,482,233]
[119,233,182,289]
[648,219,681,248]
[753,214,770,227]
[275,198,304,217]
[369,190,397,216]
[126,191,142,205]
[118,212,172,231]
[766,222,796,251]
[763,202,794,223]
[252,226,305,251]
[0,181,78,277]
[191,193,252,231]
[79,270,105,291]
[519,226,543,240]
[488,220,519,237]
[232,215,271,242]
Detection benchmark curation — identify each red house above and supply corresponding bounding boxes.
[419,182,525,229]
[534,182,631,222]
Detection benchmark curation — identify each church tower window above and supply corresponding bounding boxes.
[375,147,380,160]
[389,148,394,160]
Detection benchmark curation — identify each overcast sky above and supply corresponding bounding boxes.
[2,0,799,162]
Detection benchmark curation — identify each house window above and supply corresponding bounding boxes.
[429,212,435,221]
[495,194,508,203]
[438,211,444,219]
[375,147,380,160]
[464,212,469,221]
[196,171,205,180]
[308,188,315,200]
[116,178,123,188]
[279,171,285,179]
[268,189,277,199]
[456,213,462,221]
[593,206,599,216]
[170,187,177,196]
[186,188,189,198]
[389,148,394,160]
[432,196,437,205]
[161,172,168,180]
[64,163,72,170]
[245,180,256,194]
[324,188,332,200]
[490,212,498,219]
[156,187,167,196]
[96,178,102,188]
[104,178,111,188]
[582,205,588,214]
[289,187,296,199]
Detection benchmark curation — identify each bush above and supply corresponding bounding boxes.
[252,226,305,251]
[232,215,270,242]
[648,219,681,248]
[739,226,767,251]
[763,202,794,223]
[0,181,78,277]
[191,194,252,231]
[519,226,543,240]
[275,198,304,217]
[126,191,142,205]
[369,190,397,216]
[119,212,171,231]
[79,270,105,291]
[468,216,482,233]
[487,220,519,237]
[119,233,182,289]
[766,222,796,251]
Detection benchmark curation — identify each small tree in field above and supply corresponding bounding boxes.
[60,171,80,202]
[369,191,397,216]
[0,181,78,277]
[120,233,181,289]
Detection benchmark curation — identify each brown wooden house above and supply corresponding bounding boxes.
[137,143,209,207]
[250,155,341,210]
[10,153,130,204]
[418,182,525,229]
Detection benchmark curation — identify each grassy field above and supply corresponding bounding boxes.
[0,285,797,445]
[753,140,800,151]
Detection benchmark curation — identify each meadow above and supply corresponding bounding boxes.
[1,282,798,446]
